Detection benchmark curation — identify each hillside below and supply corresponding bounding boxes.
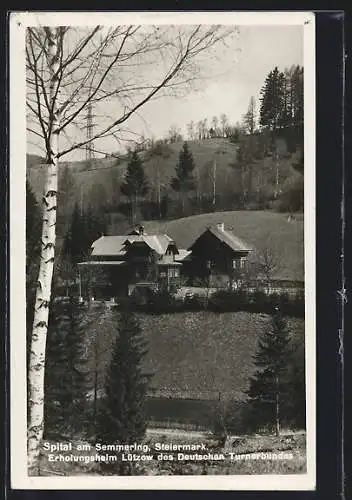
[143,211,304,282]
[26,134,301,213]
[26,139,239,203]
[87,310,304,402]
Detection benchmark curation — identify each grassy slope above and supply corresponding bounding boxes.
[90,310,304,402]
[26,139,238,203]
[26,136,300,207]
[144,211,304,281]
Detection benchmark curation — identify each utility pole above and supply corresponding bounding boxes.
[82,101,96,215]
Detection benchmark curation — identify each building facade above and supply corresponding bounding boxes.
[77,223,252,300]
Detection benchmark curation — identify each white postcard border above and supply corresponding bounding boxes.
[10,10,316,490]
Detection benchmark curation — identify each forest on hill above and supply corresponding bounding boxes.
[27,64,304,246]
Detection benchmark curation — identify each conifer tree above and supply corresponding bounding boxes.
[62,203,87,266]
[96,308,152,473]
[62,203,107,268]
[44,297,88,437]
[259,67,286,134]
[120,150,149,225]
[259,67,286,197]
[246,308,292,436]
[84,205,107,246]
[171,141,195,215]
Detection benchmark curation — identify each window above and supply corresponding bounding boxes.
[234,258,246,269]
[169,267,180,278]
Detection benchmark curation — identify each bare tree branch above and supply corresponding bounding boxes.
[27,24,238,159]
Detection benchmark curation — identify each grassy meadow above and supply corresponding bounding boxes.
[87,310,305,402]
[144,210,304,282]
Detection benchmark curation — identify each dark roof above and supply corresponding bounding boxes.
[209,226,252,252]
[188,225,252,252]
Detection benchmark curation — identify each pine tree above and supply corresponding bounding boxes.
[120,150,149,225]
[84,205,107,247]
[259,67,286,198]
[246,308,292,436]
[44,297,88,438]
[171,142,195,215]
[290,65,304,127]
[285,331,306,429]
[62,202,107,269]
[259,67,286,134]
[96,309,152,473]
[62,203,87,266]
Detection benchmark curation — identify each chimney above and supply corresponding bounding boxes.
[217,222,225,232]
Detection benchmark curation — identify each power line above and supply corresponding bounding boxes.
[80,101,96,215]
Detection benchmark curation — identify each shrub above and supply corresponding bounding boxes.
[144,289,183,314]
[208,289,304,317]
[183,294,206,311]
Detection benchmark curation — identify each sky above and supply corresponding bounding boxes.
[136,25,303,137]
[26,24,303,161]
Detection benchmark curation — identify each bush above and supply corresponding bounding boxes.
[277,175,304,213]
[183,294,206,311]
[208,289,304,318]
[143,289,183,314]
[125,286,304,317]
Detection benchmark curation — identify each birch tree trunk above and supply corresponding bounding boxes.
[27,27,61,475]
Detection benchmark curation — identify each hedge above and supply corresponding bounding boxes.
[127,288,304,318]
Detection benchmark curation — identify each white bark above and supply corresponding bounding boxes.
[27,27,61,475]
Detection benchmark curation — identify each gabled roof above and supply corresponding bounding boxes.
[91,236,127,257]
[124,234,174,255]
[175,249,192,262]
[188,225,252,253]
[209,225,252,252]
[91,234,176,257]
